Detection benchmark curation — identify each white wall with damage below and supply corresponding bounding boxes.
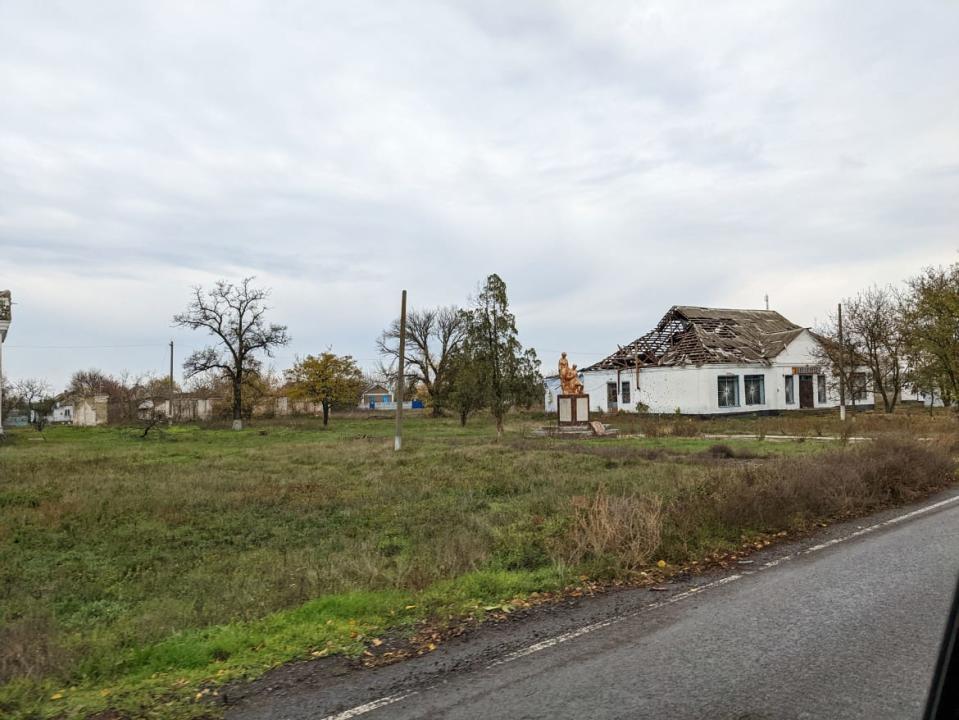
[544,330,875,415]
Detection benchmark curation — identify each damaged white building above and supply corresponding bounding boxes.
[545,306,874,415]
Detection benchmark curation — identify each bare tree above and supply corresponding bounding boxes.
[66,368,122,397]
[377,305,466,416]
[14,377,53,431]
[66,370,179,424]
[0,372,13,423]
[814,285,906,413]
[173,278,290,430]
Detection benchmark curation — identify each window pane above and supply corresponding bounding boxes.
[784,375,795,404]
[817,375,827,404]
[621,381,630,404]
[718,376,739,407]
[744,375,765,405]
[852,372,868,401]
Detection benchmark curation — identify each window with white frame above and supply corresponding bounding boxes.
[744,375,765,405]
[718,375,739,408]
[817,375,827,404]
[784,374,795,404]
[851,372,868,402]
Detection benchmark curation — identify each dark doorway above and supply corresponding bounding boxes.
[799,374,814,408]
[607,382,618,411]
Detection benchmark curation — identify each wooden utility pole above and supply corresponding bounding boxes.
[394,290,407,451]
[837,303,846,422]
[169,340,175,426]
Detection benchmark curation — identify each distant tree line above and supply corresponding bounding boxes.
[10,263,959,432]
[4,273,546,437]
[815,261,959,413]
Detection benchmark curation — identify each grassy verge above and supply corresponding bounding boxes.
[593,403,959,439]
[0,415,954,718]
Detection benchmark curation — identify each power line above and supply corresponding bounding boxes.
[537,348,609,356]
[8,344,610,357]
[7,343,168,349]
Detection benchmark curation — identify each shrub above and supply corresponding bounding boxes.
[558,486,663,572]
[0,613,68,683]
[559,438,955,568]
[697,437,955,539]
[709,443,735,458]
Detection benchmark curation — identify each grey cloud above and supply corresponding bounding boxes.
[1,0,958,388]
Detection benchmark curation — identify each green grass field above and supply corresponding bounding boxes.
[0,412,954,719]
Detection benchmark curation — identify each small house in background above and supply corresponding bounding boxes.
[360,384,394,409]
[50,401,74,424]
[546,305,874,415]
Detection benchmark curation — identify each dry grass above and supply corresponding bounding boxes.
[1,415,955,719]
[0,613,69,684]
[557,437,956,570]
[600,404,959,440]
[709,436,955,531]
[562,488,663,571]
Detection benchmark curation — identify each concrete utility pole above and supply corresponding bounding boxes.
[0,324,4,438]
[169,340,175,426]
[394,290,407,451]
[0,291,11,438]
[838,302,846,422]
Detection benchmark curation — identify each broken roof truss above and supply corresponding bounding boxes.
[584,305,805,371]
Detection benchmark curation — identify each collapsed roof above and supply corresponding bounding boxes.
[583,306,805,370]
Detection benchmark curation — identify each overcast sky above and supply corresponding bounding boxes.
[2,0,957,389]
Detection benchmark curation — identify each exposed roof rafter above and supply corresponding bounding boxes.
[583,306,805,371]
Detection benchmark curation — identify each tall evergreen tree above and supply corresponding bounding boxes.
[462,274,541,436]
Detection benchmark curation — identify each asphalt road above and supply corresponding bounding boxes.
[230,492,959,720]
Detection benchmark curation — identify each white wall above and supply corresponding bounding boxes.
[74,395,108,426]
[543,330,875,415]
[543,376,562,412]
[51,404,73,423]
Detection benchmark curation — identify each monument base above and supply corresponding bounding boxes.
[557,394,590,426]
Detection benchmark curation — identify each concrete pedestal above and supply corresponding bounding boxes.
[557,394,589,426]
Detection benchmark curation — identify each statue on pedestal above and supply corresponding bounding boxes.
[558,352,584,395]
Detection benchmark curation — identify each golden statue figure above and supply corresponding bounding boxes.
[558,352,584,395]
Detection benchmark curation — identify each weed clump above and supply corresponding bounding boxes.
[558,438,955,569]
[560,487,663,572]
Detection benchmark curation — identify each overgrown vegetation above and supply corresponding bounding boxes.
[0,414,955,719]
